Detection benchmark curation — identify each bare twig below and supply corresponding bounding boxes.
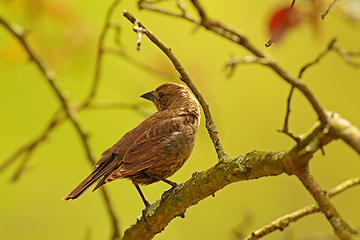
[138,0,198,22]
[176,0,186,16]
[278,38,337,143]
[322,0,339,19]
[223,38,338,144]
[0,16,121,240]
[296,169,356,239]
[246,177,360,240]
[123,10,228,161]
[279,38,360,145]
[333,46,360,68]
[0,115,59,173]
[84,0,122,105]
[10,151,33,182]
[0,18,93,163]
[224,56,274,78]
[138,0,328,128]
[0,100,148,179]
[122,10,360,240]
[298,38,338,78]
[103,46,174,79]
[291,0,296,8]
[228,38,358,145]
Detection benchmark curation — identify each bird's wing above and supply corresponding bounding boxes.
[110,115,184,177]
[92,113,162,168]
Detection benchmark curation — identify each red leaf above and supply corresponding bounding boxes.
[268,7,302,43]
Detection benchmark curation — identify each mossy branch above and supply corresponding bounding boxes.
[122,112,357,239]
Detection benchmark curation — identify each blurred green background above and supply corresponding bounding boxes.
[1,0,359,239]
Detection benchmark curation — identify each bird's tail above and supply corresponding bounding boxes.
[63,156,116,201]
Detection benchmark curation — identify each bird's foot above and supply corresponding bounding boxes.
[142,201,151,218]
[161,182,178,199]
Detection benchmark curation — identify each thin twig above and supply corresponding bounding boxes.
[246,177,360,240]
[103,46,175,79]
[298,38,338,79]
[10,151,33,182]
[291,0,296,8]
[279,38,360,145]
[278,38,337,143]
[333,46,360,68]
[0,16,121,240]
[84,0,122,105]
[123,10,228,161]
[138,0,328,128]
[296,169,356,239]
[322,0,339,19]
[0,100,148,178]
[138,0,198,23]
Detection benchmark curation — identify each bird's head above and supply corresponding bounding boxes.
[141,83,199,112]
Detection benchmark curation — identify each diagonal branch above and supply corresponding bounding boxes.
[0,16,121,240]
[123,10,227,161]
[321,0,339,19]
[138,0,328,127]
[279,38,337,143]
[246,176,360,240]
[0,101,149,181]
[120,110,356,240]
[0,17,93,164]
[84,0,122,105]
[121,10,360,240]
[295,169,356,239]
[103,46,174,80]
[224,38,360,147]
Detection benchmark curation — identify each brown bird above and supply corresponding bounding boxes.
[63,83,200,210]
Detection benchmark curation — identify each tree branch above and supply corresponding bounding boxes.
[121,111,352,240]
[329,113,360,155]
[123,10,227,161]
[0,16,121,240]
[279,38,337,143]
[84,0,122,105]
[321,0,339,19]
[138,0,328,127]
[121,10,360,239]
[246,176,360,240]
[0,101,149,180]
[296,169,356,239]
[103,46,174,80]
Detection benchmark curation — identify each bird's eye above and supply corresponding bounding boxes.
[158,92,164,97]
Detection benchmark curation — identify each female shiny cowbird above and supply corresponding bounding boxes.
[63,83,200,209]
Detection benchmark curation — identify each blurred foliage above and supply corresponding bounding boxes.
[0,0,359,240]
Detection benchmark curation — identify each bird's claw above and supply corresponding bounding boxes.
[161,183,178,199]
[142,201,151,218]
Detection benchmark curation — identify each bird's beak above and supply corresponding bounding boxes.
[140,90,155,102]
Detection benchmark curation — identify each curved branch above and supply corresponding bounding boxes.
[138,0,328,126]
[330,113,360,155]
[0,17,121,240]
[84,0,122,105]
[246,177,360,240]
[123,10,227,161]
[296,169,356,239]
[121,111,344,240]
[0,101,149,179]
